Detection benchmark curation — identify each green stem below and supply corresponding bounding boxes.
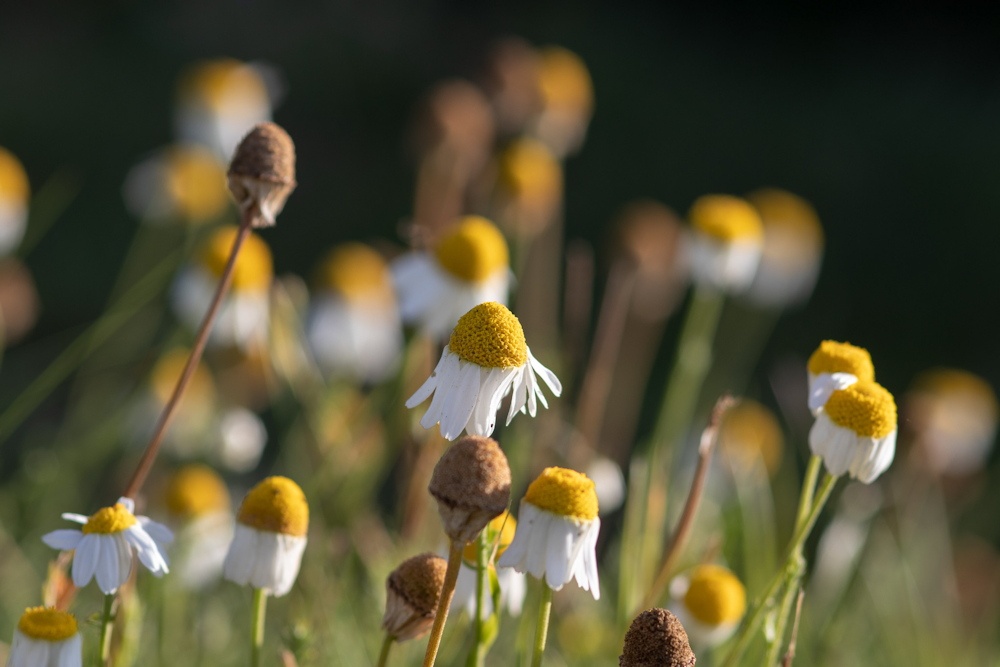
[530,584,553,667]
[251,587,268,667]
[376,633,394,667]
[422,541,463,667]
[469,531,488,667]
[99,593,115,666]
[721,472,838,667]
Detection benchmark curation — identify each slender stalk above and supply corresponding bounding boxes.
[422,541,463,667]
[530,584,553,667]
[251,587,268,667]
[122,212,254,499]
[469,531,488,667]
[99,593,115,666]
[376,633,394,667]
[781,587,806,667]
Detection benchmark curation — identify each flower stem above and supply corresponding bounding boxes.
[122,212,254,500]
[469,531,488,667]
[98,593,115,666]
[530,584,553,667]
[422,540,463,667]
[376,633,394,667]
[251,587,268,667]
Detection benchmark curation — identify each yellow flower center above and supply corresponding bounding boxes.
[689,195,763,242]
[237,476,309,536]
[433,216,509,283]
[198,226,273,290]
[448,302,527,368]
[463,511,518,562]
[807,340,875,380]
[83,503,137,535]
[0,147,29,202]
[719,400,784,476]
[166,464,230,518]
[747,188,824,246]
[683,564,747,626]
[164,146,229,222]
[17,607,78,642]
[524,467,598,521]
[316,243,392,302]
[499,138,562,203]
[538,47,594,114]
[178,59,269,111]
[825,381,897,438]
[151,348,215,407]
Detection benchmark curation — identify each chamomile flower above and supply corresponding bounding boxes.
[807,340,875,415]
[223,476,308,597]
[810,380,897,484]
[171,225,273,349]
[392,216,511,341]
[453,511,528,617]
[405,302,561,440]
[532,46,594,158]
[42,498,172,594]
[669,564,746,648]
[306,243,402,383]
[0,146,29,255]
[498,467,601,599]
[122,144,230,225]
[7,607,82,667]
[164,464,234,589]
[494,137,563,236]
[687,194,763,293]
[718,399,784,478]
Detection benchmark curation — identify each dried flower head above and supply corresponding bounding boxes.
[429,435,512,543]
[382,553,449,641]
[227,122,296,228]
[620,608,697,667]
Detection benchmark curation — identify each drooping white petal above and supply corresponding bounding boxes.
[438,362,483,439]
[808,372,858,415]
[126,524,169,575]
[223,523,258,586]
[43,529,84,551]
[543,519,575,591]
[71,534,101,588]
[809,413,856,477]
[527,348,562,397]
[60,513,90,525]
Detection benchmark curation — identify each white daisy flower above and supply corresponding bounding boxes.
[453,511,527,617]
[405,301,561,440]
[686,194,764,293]
[0,146,30,256]
[669,564,747,648]
[164,464,234,590]
[306,243,402,383]
[42,497,172,595]
[7,607,82,667]
[806,340,875,415]
[810,380,897,484]
[498,467,601,599]
[392,215,510,341]
[223,476,308,597]
[122,144,230,225]
[171,225,272,349]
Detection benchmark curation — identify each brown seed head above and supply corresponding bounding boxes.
[428,435,512,543]
[620,608,696,667]
[227,122,297,228]
[382,553,449,641]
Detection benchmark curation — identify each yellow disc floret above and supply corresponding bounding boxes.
[166,464,230,518]
[198,225,273,290]
[165,146,229,222]
[17,607,78,641]
[237,476,309,536]
[449,302,527,368]
[807,340,875,380]
[433,216,509,282]
[524,467,599,521]
[683,564,747,626]
[689,195,763,242]
[538,47,594,114]
[178,59,269,111]
[0,147,29,202]
[83,504,137,535]
[499,138,563,204]
[151,348,215,407]
[825,381,897,438]
[316,243,393,301]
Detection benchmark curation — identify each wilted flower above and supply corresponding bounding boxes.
[810,380,897,484]
[686,195,763,293]
[7,607,82,667]
[806,340,875,415]
[670,564,746,648]
[428,435,511,543]
[227,122,297,229]
[619,608,697,667]
[382,553,449,641]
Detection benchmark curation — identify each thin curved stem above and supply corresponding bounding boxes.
[530,584,553,667]
[422,541,463,667]
[376,633,394,667]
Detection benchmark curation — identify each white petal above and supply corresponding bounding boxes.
[223,524,258,587]
[809,413,856,477]
[71,534,100,588]
[43,529,84,551]
[527,348,562,396]
[270,534,307,597]
[250,531,282,592]
[439,362,483,439]
[808,372,858,415]
[94,536,123,594]
[419,351,461,430]
[506,367,526,425]
[138,517,175,547]
[61,513,89,525]
[543,519,575,591]
[126,525,169,575]
[58,633,83,667]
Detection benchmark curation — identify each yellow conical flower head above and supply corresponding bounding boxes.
[17,607,78,641]
[0,147,29,202]
[83,504,137,535]
[316,243,392,302]
[747,188,824,246]
[433,216,509,283]
[178,59,269,111]
[499,138,563,203]
[524,467,599,521]
[449,302,527,369]
[826,381,897,438]
[198,225,273,290]
[538,47,594,115]
[151,347,215,406]
[689,195,763,243]
[164,146,230,221]
[237,476,309,537]
[683,564,746,625]
[166,464,231,518]
[463,510,519,562]
[808,340,875,380]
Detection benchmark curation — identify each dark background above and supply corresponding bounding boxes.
[3,1,1000,410]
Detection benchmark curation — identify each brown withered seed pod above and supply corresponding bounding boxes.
[620,608,697,667]
[227,121,297,228]
[428,435,511,544]
[382,553,449,641]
